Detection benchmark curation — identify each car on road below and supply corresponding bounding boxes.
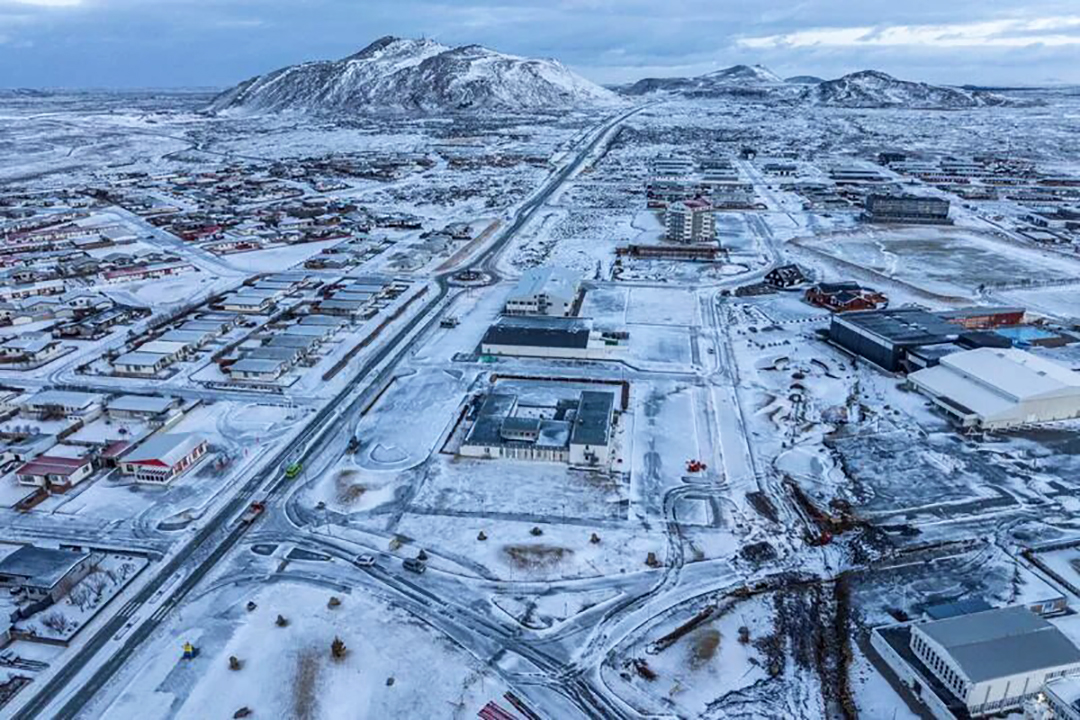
[402,558,427,574]
[239,501,265,524]
[284,462,303,479]
[354,554,376,567]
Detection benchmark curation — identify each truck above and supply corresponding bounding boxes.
[284,462,303,480]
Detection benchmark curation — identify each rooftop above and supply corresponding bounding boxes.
[482,316,592,350]
[836,308,961,347]
[570,391,616,447]
[509,267,580,303]
[916,605,1080,683]
[124,433,205,467]
[0,545,91,588]
[107,394,177,414]
[24,389,102,409]
[113,351,166,367]
[940,348,1080,402]
[16,454,91,478]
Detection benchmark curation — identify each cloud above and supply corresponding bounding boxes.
[0,1,1078,88]
[6,0,82,6]
[739,16,1080,49]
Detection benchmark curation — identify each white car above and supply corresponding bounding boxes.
[354,554,377,567]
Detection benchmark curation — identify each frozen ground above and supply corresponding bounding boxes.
[801,226,1080,299]
[94,579,506,720]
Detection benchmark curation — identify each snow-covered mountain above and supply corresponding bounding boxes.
[207,36,620,115]
[810,70,1013,109]
[703,64,782,84]
[785,75,824,85]
[622,64,784,97]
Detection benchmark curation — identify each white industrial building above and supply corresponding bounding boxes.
[665,198,715,243]
[504,267,581,318]
[908,606,1080,717]
[909,348,1080,430]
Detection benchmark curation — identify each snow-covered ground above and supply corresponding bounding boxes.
[3,85,1080,720]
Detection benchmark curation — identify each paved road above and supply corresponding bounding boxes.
[14,104,647,720]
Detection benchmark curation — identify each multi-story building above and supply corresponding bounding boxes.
[504,267,581,318]
[865,194,951,224]
[665,199,715,243]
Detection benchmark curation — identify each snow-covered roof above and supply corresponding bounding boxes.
[113,351,167,367]
[24,389,102,410]
[0,545,90,588]
[125,433,205,467]
[231,357,288,374]
[508,267,580,304]
[940,348,1080,402]
[107,395,177,415]
[137,340,190,356]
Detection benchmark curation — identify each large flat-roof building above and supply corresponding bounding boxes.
[460,389,618,468]
[910,606,1080,716]
[480,317,626,361]
[908,348,1080,429]
[504,267,581,318]
[825,306,1010,371]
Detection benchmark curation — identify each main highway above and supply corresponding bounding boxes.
[13,102,647,720]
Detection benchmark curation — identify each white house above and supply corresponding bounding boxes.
[112,351,172,377]
[568,391,616,467]
[21,389,103,419]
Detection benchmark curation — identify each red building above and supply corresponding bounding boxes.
[805,282,888,313]
[940,306,1026,330]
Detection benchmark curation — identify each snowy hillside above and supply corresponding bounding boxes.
[207,36,621,115]
[622,64,785,97]
[810,70,1013,109]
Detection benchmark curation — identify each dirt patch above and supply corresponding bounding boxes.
[689,627,721,669]
[746,491,779,523]
[334,469,367,505]
[291,647,322,720]
[503,544,572,570]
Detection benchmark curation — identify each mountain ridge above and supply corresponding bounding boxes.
[208,36,621,115]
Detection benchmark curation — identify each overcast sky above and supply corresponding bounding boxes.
[1,0,1078,89]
